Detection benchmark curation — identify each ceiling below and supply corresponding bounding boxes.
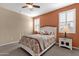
[0,3,74,17]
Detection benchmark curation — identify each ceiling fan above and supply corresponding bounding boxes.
[22,3,40,9]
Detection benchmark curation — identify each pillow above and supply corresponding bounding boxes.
[40,31,49,35]
[39,30,45,34]
[34,31,40,34]
[39,30,55,35]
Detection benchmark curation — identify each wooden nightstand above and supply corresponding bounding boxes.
[59,38,72,50]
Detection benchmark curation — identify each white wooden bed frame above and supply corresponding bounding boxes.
[19,41,56,56]
[19,26,57,56]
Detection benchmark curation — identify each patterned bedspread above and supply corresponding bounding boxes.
[19,34,56,54]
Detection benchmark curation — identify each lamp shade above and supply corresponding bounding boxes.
[63,25,70,33]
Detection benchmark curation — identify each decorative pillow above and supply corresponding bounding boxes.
[49,32,52,35]
[40,31,50,35]
[43,31,49,35]
[50,32,55,35]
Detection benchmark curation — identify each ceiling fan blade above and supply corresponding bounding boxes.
[22,6,27,8]
[33,5,40,8]
[26,3,33,5]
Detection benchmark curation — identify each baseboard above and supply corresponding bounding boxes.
[73,47,79,49]
[56,43,79,50]
[56,43,59,45]
[0,40,19,47]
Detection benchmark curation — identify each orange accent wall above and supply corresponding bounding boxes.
[34,3,79,47]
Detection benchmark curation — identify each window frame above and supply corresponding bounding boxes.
[34,18,40,32]
[59,8,76,33]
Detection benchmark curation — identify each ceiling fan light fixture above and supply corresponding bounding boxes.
[27,5,33,9]
[22,3,40,10]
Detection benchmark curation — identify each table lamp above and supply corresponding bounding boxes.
[63,25,70,38]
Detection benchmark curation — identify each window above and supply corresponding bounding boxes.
[59,8,76,33]
[34,18,40,32]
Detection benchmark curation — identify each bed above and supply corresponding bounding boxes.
[19,26,57,56]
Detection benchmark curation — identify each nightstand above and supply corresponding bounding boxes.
[59,38,72,50]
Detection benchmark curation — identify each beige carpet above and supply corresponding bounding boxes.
[0,43,79,56]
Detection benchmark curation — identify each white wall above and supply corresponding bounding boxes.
[0,7,33,45]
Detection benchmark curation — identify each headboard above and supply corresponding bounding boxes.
[40,26,57,37]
